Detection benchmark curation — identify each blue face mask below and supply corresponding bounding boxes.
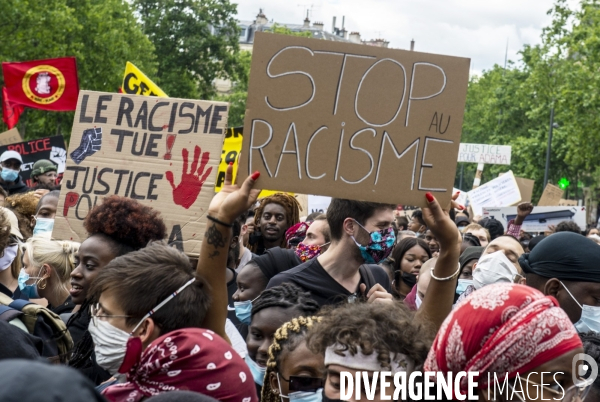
[350,220,396,264]
[278,374,323,402]
[33,217,54,237]
[244,354,266,386]
[561,281,600,333]
[1,168,18,182]
[18,268,42,299]
[456,279,474,295]
[234,299,253,325]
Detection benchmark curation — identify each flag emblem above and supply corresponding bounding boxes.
[21,65,66,105]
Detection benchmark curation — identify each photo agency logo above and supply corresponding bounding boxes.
[339,356,599,401]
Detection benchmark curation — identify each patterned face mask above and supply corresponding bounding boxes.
[351,220,396,264]
[294,242,329,262]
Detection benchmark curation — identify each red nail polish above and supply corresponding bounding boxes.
[251,171,260,180]
[459,205,465,210]
[456,191,460,195]
[425,192,434,203]
[229,162,233,166]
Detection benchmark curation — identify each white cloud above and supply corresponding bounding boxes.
[233,0,578,75]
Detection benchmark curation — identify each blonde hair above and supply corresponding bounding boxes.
[464,223,491,242]
[24,237,80,296]
[261,316,322,402]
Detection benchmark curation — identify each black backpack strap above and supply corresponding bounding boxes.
[0,305,23,322]
[9,299,33,311]
[358,264,377,291]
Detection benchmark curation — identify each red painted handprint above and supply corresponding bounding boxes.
[166,146,213,209]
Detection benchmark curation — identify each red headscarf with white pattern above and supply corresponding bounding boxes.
[103,328,258,402]
[424,283,582,393]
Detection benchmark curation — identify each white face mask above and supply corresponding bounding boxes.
[473,251,519,290]
[561,281,600,333]
[0,244,18,271]
[87,319,130,375]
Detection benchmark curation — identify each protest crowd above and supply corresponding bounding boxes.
[2,12,600,402]
[0,143,597,402]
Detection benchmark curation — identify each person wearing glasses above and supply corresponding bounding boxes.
[67,195,167,385]
[425,283,590,402]
[261,316,325,402]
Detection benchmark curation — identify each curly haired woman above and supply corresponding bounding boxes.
[67,195,166,385]
[307,301,434,401]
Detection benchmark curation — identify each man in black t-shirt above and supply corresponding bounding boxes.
[267,198,396,306]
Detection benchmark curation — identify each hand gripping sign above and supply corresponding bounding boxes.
[238,32,470,207]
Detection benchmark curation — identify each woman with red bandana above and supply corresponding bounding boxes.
[424,283,590,401]
[102,328,257,402]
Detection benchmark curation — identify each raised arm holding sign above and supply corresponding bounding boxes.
[238,32,470,207]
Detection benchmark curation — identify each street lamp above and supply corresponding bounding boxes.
[543,107,560,186]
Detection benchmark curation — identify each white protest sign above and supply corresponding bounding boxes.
[458,143,511,165]
[483,206,586,232]
[454,187,467,207]
[467,170,521,216]
[308,195,332,214]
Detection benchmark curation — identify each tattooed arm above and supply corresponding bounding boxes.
[198,163,261,341]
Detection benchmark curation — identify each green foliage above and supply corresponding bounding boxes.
[0,0,156,142]
[457,0,600,200]
[218,50,252,127]
[134,0,241,100]
[267,23,314,38]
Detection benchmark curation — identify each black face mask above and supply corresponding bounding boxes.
[401,271,417,288]
[321,390,342,402]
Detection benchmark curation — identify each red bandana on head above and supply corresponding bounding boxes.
[102,328,258,402]
[424,283,582,393]
[285,222,310,247]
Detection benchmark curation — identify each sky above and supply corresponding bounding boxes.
[233,0,579,76]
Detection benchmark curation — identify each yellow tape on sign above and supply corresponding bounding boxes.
[122,62,168,97]
[215,127,293,198]
[215,127,243,192]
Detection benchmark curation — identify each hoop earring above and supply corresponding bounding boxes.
[37,277,47,290]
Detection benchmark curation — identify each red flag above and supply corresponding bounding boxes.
[2,57,79,111]
[2,87,23,129]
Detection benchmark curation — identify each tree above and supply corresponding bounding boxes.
[0,0,157,141]
[134,0,241,100]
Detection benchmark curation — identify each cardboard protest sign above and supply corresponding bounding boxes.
[53,91,228,256]
[238,32,470,207]
[538,183,564,206]
[0,136,67,187]
[458,143,511,165]
[467,171,521,216]
[122,62,168,97]
[483,206,586,232]
[514,177,534,204]
[498,174,534,204]
[0,128,23,146]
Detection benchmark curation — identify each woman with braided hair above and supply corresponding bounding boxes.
[245,282,319,396]
[262,316,324,402]
[250,193,301,255]
[67,195,166,385]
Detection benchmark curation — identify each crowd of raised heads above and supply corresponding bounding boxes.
[1,151,600,402]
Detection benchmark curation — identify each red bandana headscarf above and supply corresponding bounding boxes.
[102,328,258,402]
[424,283,582,393]
[285,222,310,248]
